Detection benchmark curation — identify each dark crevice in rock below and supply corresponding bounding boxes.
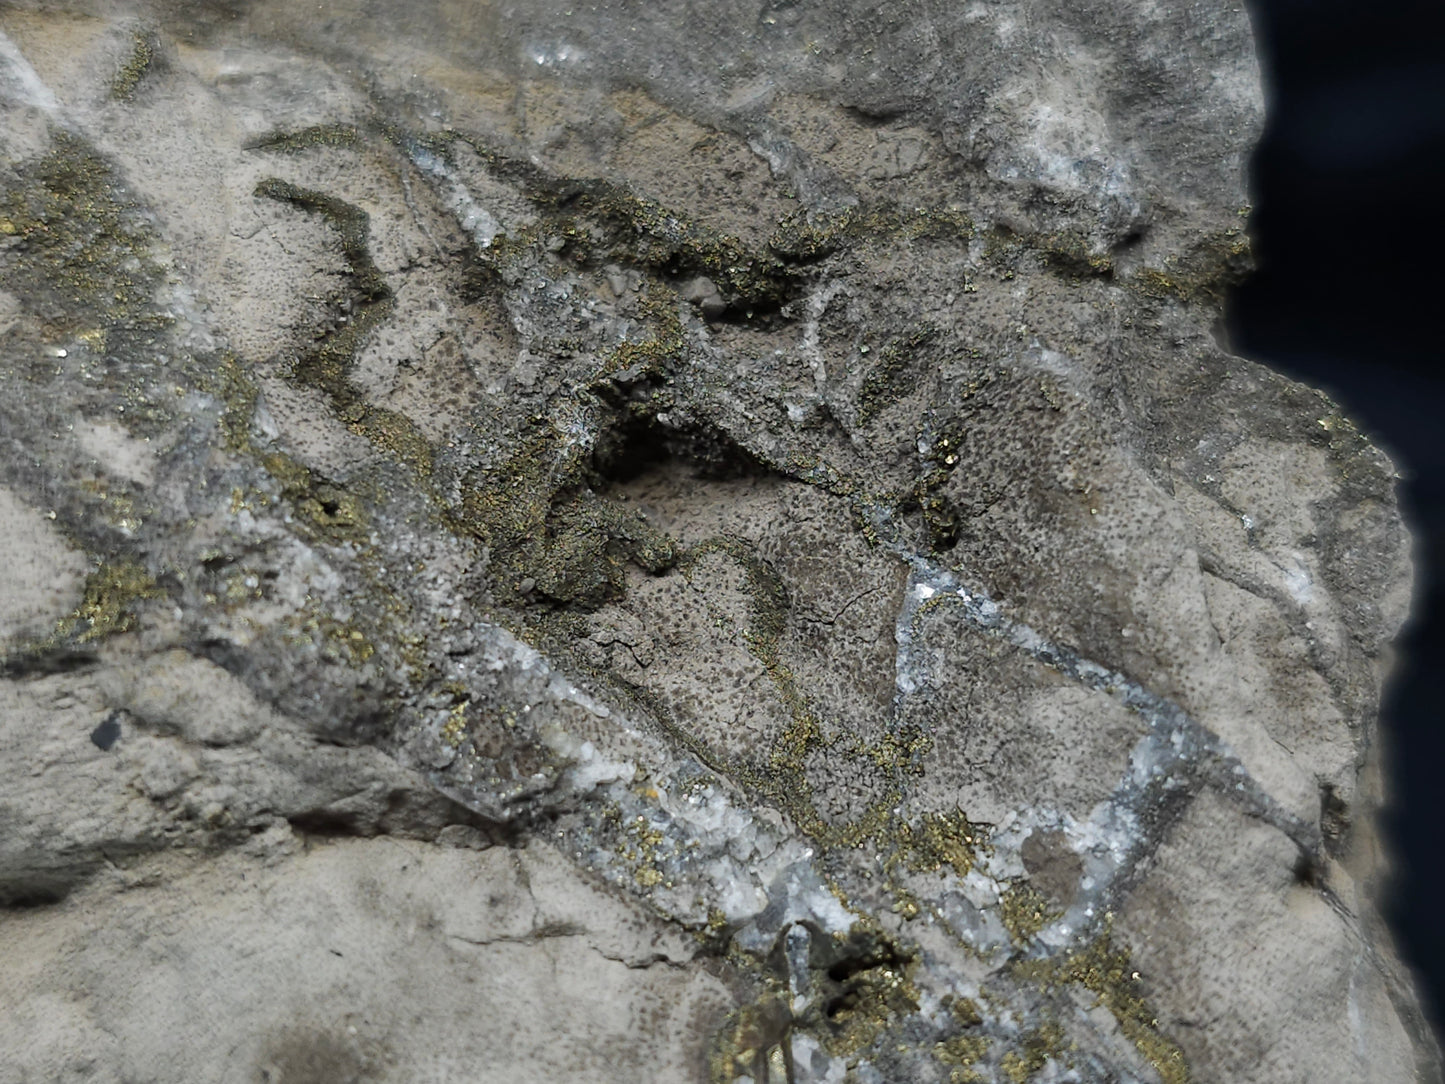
[286,810,367,839]
[0,644,101,679]
[0,884,72,910]
[592,416,775,490]
[1319,781,1352,857]
[286,798,512,846]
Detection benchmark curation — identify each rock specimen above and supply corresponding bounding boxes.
[0,1,1439,1081]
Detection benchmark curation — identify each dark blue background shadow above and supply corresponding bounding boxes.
[1229,0,1445,1039]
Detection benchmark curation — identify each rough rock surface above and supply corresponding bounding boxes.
[0,2,1439,1082]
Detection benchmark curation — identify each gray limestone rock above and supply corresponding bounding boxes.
[0,2,1438,1082]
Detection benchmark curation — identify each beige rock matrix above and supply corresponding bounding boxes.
[0,2,1438,1081]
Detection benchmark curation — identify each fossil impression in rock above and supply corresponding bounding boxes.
[0,2,1439,1082]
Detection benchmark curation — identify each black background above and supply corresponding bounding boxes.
[1228,0,1445,1039]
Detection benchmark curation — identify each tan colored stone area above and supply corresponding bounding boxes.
[0,485,89,648]
[1121,792,1417,1084]
[0,837,736,1084]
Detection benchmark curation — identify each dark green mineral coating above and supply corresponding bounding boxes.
[245,124,362,153]
[0,132,166,336]
[111,31,160,101]
[857,324,939,426]
[253,179,437,484]
[0,560,164,677]
[535,180,804,312]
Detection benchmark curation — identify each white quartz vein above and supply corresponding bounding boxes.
[890,549,1323,953]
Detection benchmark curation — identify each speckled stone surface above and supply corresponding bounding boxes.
[1,2,1439,1081]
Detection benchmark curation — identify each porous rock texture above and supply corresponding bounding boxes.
[0,2,1439,1082]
